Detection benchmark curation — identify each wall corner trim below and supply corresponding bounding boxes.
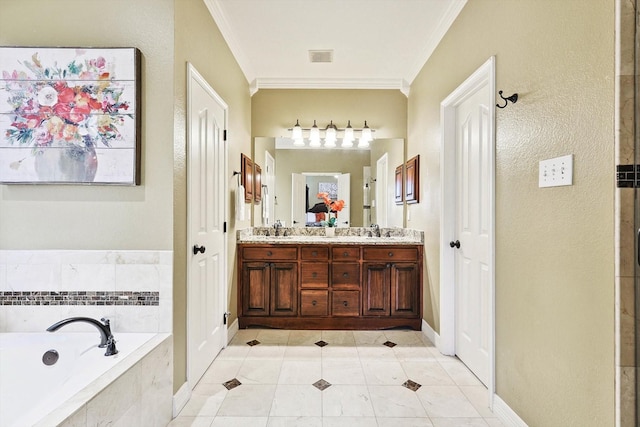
[173,382,192,419]
[421,318,440,347]
[493,394,528,427]
[227,318,239,345]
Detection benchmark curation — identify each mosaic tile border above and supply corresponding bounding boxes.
[616,164,639,187]
[0,291,159,306]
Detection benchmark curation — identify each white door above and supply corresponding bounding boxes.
[453,79,491,386]
[337,173,351,227]
[291,173,306,227]
[187,64,227,388]
[375,153,388,227]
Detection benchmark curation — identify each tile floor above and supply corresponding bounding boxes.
[169,329,504,427]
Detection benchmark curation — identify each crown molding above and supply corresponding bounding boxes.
[250,78,410,97]
[405,0,467,84]
[204,0,254,83]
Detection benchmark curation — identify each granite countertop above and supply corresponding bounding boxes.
[237,227,423,245]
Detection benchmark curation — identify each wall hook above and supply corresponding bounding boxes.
[496,90,518,109]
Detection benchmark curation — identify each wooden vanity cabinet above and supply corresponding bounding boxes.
[241,246,298,317]
[363,247,421,318]
[238,243,422,330]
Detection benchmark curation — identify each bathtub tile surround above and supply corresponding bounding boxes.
[48,334,171,427]
[0,250,172,333]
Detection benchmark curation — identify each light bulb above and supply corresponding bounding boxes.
[291,119,302,140]
[309,120,321,147]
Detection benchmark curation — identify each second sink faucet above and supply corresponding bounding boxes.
[370,223,380,237]
[46,317,118,356]
[274,220,283,236]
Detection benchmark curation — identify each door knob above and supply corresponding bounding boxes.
[293,220,299,224]
[193,245,206,255]
[449,240,460,249]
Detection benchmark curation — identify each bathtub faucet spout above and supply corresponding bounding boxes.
[46,317,118,356]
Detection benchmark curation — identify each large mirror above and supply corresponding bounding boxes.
[253,137,405,228]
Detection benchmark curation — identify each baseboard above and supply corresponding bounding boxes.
[172,381,191,418]
[493,394,528,427]
[227,318,239,344]
[421,318,440,347]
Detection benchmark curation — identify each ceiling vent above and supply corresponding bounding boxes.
[309,50,333,63]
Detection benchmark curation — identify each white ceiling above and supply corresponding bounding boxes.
[204,0,467,95]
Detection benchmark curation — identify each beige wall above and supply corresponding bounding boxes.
[0,0,174,250]
[174,0,251,393]
[409,0,614,425]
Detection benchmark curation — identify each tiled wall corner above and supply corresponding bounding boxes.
[615,0,638,425]
[0,250,172,334]
[616,276,636,367]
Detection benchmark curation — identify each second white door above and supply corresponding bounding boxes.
[453,79,491,386]
[187,64,227,388]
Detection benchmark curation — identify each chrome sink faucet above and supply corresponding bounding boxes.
[274,220,283,237]
[47,317,118,356]
[370,223,380,237]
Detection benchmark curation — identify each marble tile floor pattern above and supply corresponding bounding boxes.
[169,329,504,427]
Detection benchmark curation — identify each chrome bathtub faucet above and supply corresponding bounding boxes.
[46,317,118,356]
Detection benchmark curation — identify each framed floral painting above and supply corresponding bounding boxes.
[0,47,141,184]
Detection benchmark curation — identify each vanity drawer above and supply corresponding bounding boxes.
[300,290,329,316]
[301,263,329,288]
[331,263,360,289]
[332,291,360,317]
[301,246,329,261]
[243,246,298,261]
[363,247,418,262]
[332,246,360,261]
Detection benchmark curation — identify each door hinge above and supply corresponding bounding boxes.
[223,129,227,141]
[223,221,227,233]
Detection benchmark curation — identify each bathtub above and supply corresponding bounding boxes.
[0,332,172,427]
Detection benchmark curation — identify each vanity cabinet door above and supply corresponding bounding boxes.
[391,263,420,317]
[241,262,270,316]
[362,263,391,316]
[270,262,298,316]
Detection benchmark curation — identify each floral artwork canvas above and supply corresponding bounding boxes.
[0,47,141,184]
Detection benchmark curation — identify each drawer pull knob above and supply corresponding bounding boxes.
[343,252,349,257]
[343,301,348,307]
[267,251,273,256]
[312,300,317,306]
[312,251,317,256]
[342,273,349,278]
[312,272,317,278]
[388,252,394,257]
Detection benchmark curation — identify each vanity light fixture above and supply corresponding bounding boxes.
[342,120,354,148]
[288,120,375,148]
[324,121,337,148]
[309,120,321,147]
[292,119,303,146]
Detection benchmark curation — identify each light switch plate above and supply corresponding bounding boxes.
[539,154,573,188]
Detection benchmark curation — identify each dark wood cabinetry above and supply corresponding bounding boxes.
[238,243,422,330]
